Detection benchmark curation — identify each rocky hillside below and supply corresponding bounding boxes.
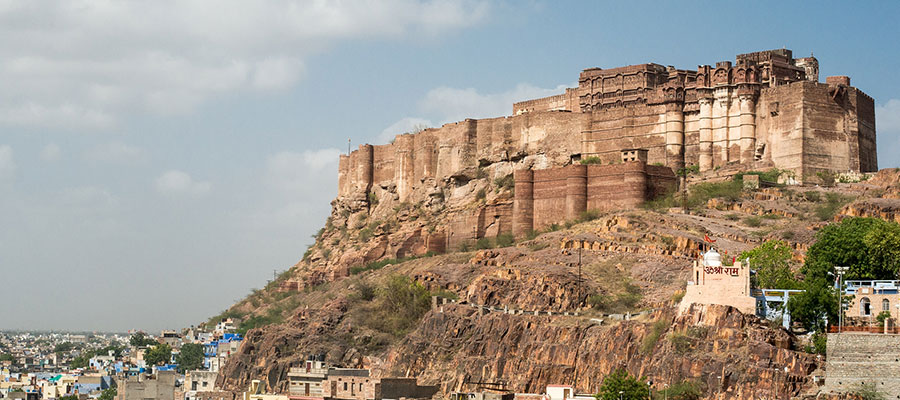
[212,168,900,399]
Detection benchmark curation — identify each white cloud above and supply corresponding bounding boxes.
[0,1,489,129]
[876,99,900,168]
[419,83,570,123]
[155,170,211,196]
[40,143,61,162]
[376,117,434,144]
[249,148,341,229]
[0,145,15,180]
[265,148,342,190]
[85,142,146,164]
[60,186,118,207]
[0,102,115,130]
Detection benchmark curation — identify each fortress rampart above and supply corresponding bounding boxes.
[335,48,877,251]
[512,162,676,235]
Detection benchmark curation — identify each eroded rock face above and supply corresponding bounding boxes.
[840,198,900,223]
[385,304,819,400]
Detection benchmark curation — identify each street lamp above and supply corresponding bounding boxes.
[835,266,849,333]
[619,390,624,400]
[663,384,669,400]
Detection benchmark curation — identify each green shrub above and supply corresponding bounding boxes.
[762,213,781,220]
[587,294,607,309]
[803,191,822,202]
[358,227,373,242]
[802,332,827,355]
[816,171,836,187]
[368,192,378,205]
[457,241,472,252]
[475,188,487,201]
[849,382,885,400]
[494,174,514,191]
[528,242,550,251]
[877,310,892,326]
[580,156,602,165]
[475,237,492,249]
[814,192,853,221]
[659,381,704,400]
[724,213,740,221]
[495,233,515,247]
[668,332,692,354]
[358,275,433,337]
[475,167,487,179]
[735,168,784,184]
[579,209,600,222]
[641,319,668,354]
[349,254,433,275]
[743,216,762,227]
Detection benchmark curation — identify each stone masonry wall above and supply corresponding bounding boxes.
[513,161,676,234]
[337,48,875,211]
[824,333,900,398]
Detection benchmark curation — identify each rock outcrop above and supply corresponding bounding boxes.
[385,303,819,400]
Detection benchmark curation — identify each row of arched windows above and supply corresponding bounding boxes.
[859,297,891,316]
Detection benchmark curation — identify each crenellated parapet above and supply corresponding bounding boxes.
[338,48,876,207]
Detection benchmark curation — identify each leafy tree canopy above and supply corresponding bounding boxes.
[787,276,839,333]
[130,332,158,347]
[144,343,172,366]
[54,342,75,354]
[98,388,117,400]
[176,343,204,373]
[739,240,800,289]
[595,369,649,400]
[802,217,900,282]
[658,381,703,400]
[788,218,900,332]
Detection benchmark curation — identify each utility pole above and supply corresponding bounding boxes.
[835,266,849,332]
[273,269,278,282]
[348,138,351,155]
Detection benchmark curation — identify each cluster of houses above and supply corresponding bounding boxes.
[0,319,244,400]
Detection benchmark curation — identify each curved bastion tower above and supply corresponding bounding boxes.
[333,48,876,250]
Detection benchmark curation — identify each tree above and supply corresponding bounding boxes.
[0,353,14,362]
[802,218,900,282]
[58,395,79,400]
[144,343,172,366]
[739,240,800,289]
[595,369,649,400]
[130,332,158,347]
[176,343,204,373]
[789,218,900,332]
[54,342,75,354]
[70,354,90,369]
[658,381,703,400]
[98,388,117,400]
[787,276,839,333]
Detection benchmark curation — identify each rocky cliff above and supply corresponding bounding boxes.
[215,166,900,399]
[387,303,817,400]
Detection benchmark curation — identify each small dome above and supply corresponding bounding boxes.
[704,249,722,267]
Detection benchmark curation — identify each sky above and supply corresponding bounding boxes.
[1,0,899,332]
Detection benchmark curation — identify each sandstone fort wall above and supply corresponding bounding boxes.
[825,333,900,398]
[336,49,877,256]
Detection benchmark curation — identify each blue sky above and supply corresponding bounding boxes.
[1,0,899,332]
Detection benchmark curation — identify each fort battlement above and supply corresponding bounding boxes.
[335,49,876,251]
